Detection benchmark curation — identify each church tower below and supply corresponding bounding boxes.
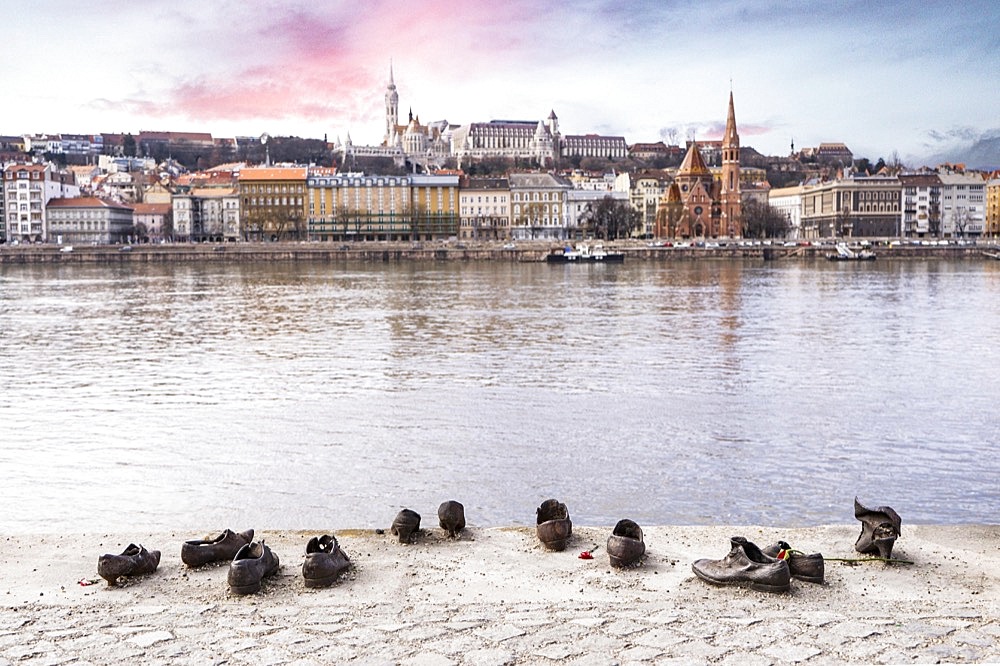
[720,91,742,237]
[384,63,399,144]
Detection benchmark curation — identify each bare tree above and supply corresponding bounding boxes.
[742,199,792,239]
[953,207,971,238]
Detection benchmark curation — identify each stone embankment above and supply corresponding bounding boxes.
[0,241,995,264]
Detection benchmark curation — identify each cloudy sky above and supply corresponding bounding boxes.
[3,0,998,165]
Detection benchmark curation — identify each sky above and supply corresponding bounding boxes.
[3,0,999,167]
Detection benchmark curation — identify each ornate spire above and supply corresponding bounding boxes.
[724,90,738,147]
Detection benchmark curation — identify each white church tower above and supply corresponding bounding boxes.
[384,63,399,144]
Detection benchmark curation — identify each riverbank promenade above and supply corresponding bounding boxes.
[1,239,997,264]
[2,524,997,664]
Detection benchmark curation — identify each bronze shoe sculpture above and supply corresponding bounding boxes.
[692,536,790,593]
[607,519,645,568]
[181,528,254,567]
[390,509,422,543]
[302,534,351,588]
[227,540,280,595]
[536,499,572,551]
[97,543,161,586]
[762,540,825,584]
[438,500,466,538]
[854,497,902,559]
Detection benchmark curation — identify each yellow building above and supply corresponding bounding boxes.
[238,167,308,241]
[987,176,1000,238]
[306,171,460,242]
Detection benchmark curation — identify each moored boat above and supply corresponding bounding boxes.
[827,242,876,261]
[546,243,624,263]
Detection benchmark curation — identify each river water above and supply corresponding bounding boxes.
[1,258,998,533]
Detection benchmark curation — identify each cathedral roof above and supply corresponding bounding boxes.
[678,142,711,176]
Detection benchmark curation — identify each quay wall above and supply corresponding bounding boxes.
[0,242,996,265]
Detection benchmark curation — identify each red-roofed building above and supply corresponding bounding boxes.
[238,167,308,241]
[46,197,134,245]
[131,203,172,243]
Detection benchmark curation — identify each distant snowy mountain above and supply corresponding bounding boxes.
[919,132,1000,171]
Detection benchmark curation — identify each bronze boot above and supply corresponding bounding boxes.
[97,543,161,586]
[763,540,825,584]
[437,500,466,538]
[302,534,351,588]
[607,519,645,568]
[692,536,790,593]
[390,509,422,543]
[228,541,280,595]
[536,499,572,551]
[181,528,254,567]
[854,497,902,559]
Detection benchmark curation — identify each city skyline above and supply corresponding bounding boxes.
[4,1,999,167]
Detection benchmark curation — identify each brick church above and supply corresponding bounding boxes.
[657,93,742,239]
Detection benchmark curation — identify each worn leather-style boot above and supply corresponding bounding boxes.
[391,509,422,543]
[854,497,902,559]
[98,543,161,586]
[763,540,825,583]
[536,499,572,551]
[607,519,645,568]
[438,500,466,538]
[302,534,350,588]
[692,536,790,593]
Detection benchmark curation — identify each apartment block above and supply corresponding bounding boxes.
[306,171,459,242]
[46,197,133,244]
[4,163,80,242]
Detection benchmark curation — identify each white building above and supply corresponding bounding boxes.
[3,162,80,242]
[508,173,573,240]
[172,187,241,242]
[768,184,806,238]
[937,170,986,237]
[898,173,942,237]
[46,197,133,245]
[459,177,510,240]
[565,189,629,237]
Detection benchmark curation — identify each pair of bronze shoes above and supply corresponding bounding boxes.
[854,497,902,559]
[181,528,254,567]
[390,501,467,543]
[692,536,825,593]
[97,544,161,586]
[302,534,351,588]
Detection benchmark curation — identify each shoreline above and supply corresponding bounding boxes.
[3,524,998,663]
[1,239,997,265]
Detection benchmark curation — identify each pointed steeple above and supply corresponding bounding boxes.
[384,61,399,144]
[724,90,738,147]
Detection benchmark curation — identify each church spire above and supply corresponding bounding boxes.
[720,90,741,238]
[724,90,738,146]
[384,61,399,144]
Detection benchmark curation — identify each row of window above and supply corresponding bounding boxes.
[244,197,304,207]
[241,184,305,195]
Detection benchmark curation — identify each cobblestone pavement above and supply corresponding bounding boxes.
[3,595,998,665]
[1,525,997,664]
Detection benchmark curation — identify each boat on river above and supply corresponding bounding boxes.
[546,243,624,263]
[827,242,876,262]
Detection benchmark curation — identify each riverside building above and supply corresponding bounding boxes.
[306,171,460,242]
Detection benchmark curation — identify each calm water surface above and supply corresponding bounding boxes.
[2,258,998,533]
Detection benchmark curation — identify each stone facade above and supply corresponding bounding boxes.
[46,196,133,244]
